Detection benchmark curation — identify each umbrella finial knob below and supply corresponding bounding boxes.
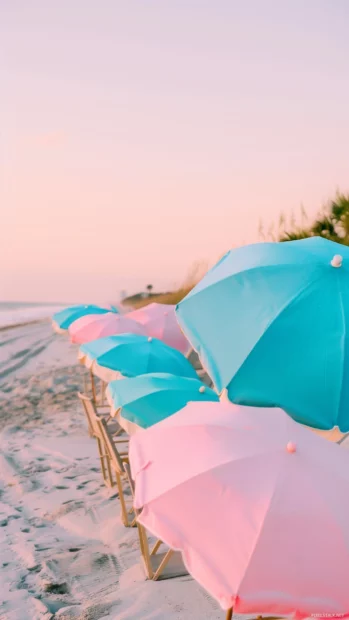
[199,385,205,393]
[148,336,153,342]
[331,254,343,268]
[287,441,297,453]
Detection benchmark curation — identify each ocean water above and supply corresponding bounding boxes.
[0,302,66,329]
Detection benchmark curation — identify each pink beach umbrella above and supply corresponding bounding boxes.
[127,303,190,354]
[69,312,146,344]
[129,401,349,619]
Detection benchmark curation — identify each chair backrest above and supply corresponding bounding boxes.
[78,392,102,438]
[98,418,125,474]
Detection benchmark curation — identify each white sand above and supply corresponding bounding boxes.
[0,322,224,619]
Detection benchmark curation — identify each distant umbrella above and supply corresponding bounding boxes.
[52,304,117,333]
[127,303,190,354]
[78,333,198,383]
[68,312,145,344]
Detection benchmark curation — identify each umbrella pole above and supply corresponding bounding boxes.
[226,609,233,620]
[90,369,97,403]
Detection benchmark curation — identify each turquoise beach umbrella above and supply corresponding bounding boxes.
[52,304,116,332]
[78,333,198,382]
[176,237,349,435]
[107,372,219,429]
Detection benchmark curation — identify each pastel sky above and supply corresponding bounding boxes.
[1,1,349,303]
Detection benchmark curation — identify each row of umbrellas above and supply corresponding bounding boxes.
[53,302,215,430]
[52,236,349,619]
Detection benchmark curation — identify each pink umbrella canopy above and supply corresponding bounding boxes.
[130,401,349,618]
[126,303,190,354]
[69,312,146,344]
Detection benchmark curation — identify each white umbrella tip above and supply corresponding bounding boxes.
[286,441,297,453]
[331,254,343,268]
[148,336,153,342]
[199,385,206,393]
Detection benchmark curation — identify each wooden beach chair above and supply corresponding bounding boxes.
[98,418,135,527]
[78,391,125,438]
[87,370,109,410]
[124,462,188,580]
[78,393,128,488]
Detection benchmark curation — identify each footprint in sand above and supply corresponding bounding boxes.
[44,582,69,595]
[76,480,93,489]
[28,564,42,573]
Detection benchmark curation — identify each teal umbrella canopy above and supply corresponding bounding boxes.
[176,237,349,434]
[107,372,219,428]
[79,333,198,381]
[53,304,117,331]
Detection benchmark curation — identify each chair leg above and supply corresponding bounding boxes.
[96,437,114,487]
[96,437,107,481]
[152,549,174,581]
[90,369,97,403]
[138,523,154,579]
[150,539,162,556]
[116,472,131,527]
[105,454,116,488]
[82,409,94,438]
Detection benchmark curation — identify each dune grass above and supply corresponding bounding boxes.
[122,261,207,310]
[127,286,193,309]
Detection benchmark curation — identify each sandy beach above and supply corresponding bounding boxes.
[0,320,225,620]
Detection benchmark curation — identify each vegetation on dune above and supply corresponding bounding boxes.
[123,193,349,312]
[122,261,208,309]
[260,192,349,245]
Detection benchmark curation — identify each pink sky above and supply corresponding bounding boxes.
[1,1,349,303]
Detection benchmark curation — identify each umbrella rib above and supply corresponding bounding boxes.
[134,444,282,508]
[233,460,284,598]
[136,453,282,609]
[179,262,315,304]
